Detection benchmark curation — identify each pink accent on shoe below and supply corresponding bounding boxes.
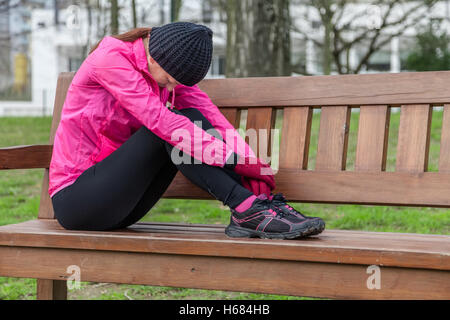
[234,195,258,213]
[262,217,273,232]
[232,210,266,223]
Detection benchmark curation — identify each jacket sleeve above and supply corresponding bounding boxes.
[172,84,257,159]
[88,48,234,167]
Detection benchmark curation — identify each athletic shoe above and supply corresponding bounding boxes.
[270,193,325,236]
[225,197,324,239]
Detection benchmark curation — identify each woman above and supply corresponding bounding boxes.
[49,22,325,239]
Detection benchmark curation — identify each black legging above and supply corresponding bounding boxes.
[51,107,253,231]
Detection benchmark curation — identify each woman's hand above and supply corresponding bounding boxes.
[231,156,275,190]
[242,177,272,199]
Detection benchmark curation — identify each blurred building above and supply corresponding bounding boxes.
[0,0,12,92]
[0,0,449,116]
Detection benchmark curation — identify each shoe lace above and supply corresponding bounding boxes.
[272,193,306,218]
[261,198,288,218]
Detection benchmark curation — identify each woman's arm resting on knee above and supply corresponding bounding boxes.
[172,84,257,161]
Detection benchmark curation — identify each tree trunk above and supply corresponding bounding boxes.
[131,0,137,28]
[226,0,291,77]
[83,0,93,59]
[171,0,182,22]
[323,16,332,75]
[110,0,119,35]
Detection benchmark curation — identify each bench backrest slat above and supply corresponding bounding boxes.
[279,107,312,170]
[245,107,276,162]
[220,108,241,130]
[439,104,450,172]
[197,71,450,107]
[396,104,432,173]
[37,73,73,219]
[49,74,72,144]
[315,106,351,171]
[355,105,390,172]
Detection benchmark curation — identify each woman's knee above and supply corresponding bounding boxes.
[53,205,120,231]
[52,197,86,230]
[178,108,209,125]
[51,186,121,231]
[177,107,203,118]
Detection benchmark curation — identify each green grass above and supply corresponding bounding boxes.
[0,111,449,300]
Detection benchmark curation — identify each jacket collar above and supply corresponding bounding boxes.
[133,37,151,77]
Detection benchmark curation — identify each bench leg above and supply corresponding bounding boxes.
[37,279,67,300]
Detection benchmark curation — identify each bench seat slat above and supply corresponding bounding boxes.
[4,219,445,240]
[0,219,448,271]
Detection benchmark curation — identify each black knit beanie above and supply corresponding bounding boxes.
[148,22,213,87]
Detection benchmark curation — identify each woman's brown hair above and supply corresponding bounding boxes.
[88,27,152,55]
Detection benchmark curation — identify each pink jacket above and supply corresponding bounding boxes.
[48,36,255,198]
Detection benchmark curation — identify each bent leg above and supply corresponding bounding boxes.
[108,108,253,229]
[110,159,178,229]
[165,108,253,209]
[52,107,254,231]
[52,126,174,231]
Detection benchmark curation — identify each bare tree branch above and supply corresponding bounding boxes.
[290,23,323,48]
[0,0,26,13]
[354,5,432,73]
[302,0,438,74]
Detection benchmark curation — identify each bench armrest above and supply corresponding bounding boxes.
[0,145,53,169]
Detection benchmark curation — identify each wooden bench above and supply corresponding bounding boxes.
[0,71,449,300]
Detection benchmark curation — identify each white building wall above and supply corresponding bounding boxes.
[390,37,400,73]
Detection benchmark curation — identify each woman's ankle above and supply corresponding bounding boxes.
[233,195,257,213]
